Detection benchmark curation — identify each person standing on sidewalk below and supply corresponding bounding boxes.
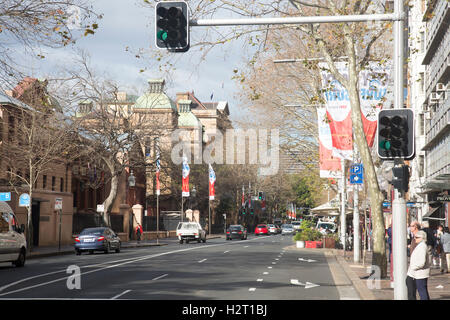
[435,225,447,273]
[421,221,436,268]
[408,221,421,255]
[406,230,431,300]
[135,223,143,243]
[441,227,450,273]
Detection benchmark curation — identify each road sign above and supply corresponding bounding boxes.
[97,204,104,213]
[19,193,30,207]
[0,192,11,201]
[55,198,63,210]
[350,163,363,184]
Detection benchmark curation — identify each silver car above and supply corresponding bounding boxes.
[281,224,295,236]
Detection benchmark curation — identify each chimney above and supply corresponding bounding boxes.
[148,79,165,93]
[178,99,192,113]
[116,91,127,101]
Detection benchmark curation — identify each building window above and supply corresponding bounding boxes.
[52,176,56,191]
[420,31,425,53]
[419,113,424,136]
[60,178,64,192]
[419,72,425,95]
[43,175,47,189]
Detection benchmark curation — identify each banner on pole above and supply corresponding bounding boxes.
[155,142,161,196]
[209,164,216,200]
[182,155,190,197]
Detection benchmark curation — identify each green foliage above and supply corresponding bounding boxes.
[293,227,322,242]
[300,219,315,230]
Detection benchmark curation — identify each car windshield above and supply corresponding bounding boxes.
[177,223,197,229]
[80,228,105,235]
[267,224,274,227]
[230,226,241,230]
[318,223,335,230]
[292,222,301,225]
[282,224,293,228]
[257,225,266,228]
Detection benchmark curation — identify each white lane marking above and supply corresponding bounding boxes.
[223,250,230,254]
[275,258,279,261]
[152,274,169,281]
[290,279,320,289]
[111,290,131,300]
[263,272,269,275]
[249,288,256,292]
[244,246,249,248]
[272,262,276,264]
[257,279,263,282]
[267,266,272,269]
[198,259,207,263]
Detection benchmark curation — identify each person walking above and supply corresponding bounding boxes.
[441,227,450,273]
[406,230,431,300]
[421,221,436,267]
[435,225,447,273]
[387,224,392,263]
[135,223,143,243]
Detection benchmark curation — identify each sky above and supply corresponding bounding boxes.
[27,0,252,124]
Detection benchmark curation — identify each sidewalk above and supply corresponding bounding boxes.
[333,248,450,300]
[26,234,223,259]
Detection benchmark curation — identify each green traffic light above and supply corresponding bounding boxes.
[157,30,168,41]
[379,140,391,150]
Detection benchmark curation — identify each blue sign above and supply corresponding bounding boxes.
[0,192,11,201]
[19,193,30,207]
[383,201,391,208]
[350,164,363,184]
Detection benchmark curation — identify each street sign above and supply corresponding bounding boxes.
[97,204,104,213]
[55,198,63,210]
[19,193,30,207]
[350,163,363,184]
[0,192,11,201]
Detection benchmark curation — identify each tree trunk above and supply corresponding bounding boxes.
[347,69,387,277]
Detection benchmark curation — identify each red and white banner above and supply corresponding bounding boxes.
[182,156,190,197]
[155,143,161,196]
[319,62,392,160]
[208,164,216,201]
[317,107,342,178]
[241,186,245,207]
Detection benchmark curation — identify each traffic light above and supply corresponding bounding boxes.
[258,191,263,200]
[155,1,189,52]
[377,109,415,160]
[392,165,410,193]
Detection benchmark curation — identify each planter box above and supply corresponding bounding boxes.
[323,238,336,248]
[296,241,305,248]
[305,241,323,248]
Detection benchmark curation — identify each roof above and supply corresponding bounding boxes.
[0,91,33,110]
[178,111,202,128]
[134,92,177,111]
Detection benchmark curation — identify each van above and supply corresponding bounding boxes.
[0,201,26,267]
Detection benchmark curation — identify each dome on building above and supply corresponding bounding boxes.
[134,79,177,112]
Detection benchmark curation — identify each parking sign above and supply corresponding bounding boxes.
[350,164,364,184]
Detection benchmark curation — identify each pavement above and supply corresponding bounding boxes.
[331,248,450,300]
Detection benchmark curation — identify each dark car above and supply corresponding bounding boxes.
[254,224,269,236]
[75,227,121,255]
[226,225,248,240]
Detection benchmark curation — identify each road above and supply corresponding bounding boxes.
[0,234,344,300]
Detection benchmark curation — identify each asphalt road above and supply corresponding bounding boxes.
[0,234,340,300]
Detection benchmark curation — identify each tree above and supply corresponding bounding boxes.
[1,78,79,250]
[0,0,101,87]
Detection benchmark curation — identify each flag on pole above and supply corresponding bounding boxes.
[182,155,190,197]
[155,143,161,196]
[208,164,216,200]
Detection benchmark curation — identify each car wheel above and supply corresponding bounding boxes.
[202,238,206,243]
[104,243,110,254]
[115,243,121,253]
[13,249,26,267]
[186,239,190,244]
[197,238,201,243]
[76,249,82,255]
[89,250,94,254]
[179,239,184,244]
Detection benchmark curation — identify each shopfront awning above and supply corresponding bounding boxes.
[422,206,441,219]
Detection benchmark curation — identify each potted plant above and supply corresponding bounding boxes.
[294,228,323,248]
[293,231,307,248]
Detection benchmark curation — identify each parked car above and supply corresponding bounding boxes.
[226,225,248,240]
[176,222,207,244]
[0,201,26,267]
[267,224,280,234]
[254,224,269,236]
[74,227,121,255]
[291,221,302,232]
[281,224,295,236]
[316,221,337,234]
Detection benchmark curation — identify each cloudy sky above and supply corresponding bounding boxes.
[28,0,253,123]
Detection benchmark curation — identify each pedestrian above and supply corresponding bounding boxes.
[435,225,447,273]
[408,221,421,255]
[421,221,436,267]
[406,230,431,300]
[387,224,392,263]
[135,223,143,243]
[441,227,450,273]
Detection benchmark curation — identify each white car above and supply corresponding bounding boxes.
[316,221,337,234]
[0,201,27,267]
[176,222,207,244]
[267,224,279,234]
[291,221,302,232]
[281,224,295,235]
